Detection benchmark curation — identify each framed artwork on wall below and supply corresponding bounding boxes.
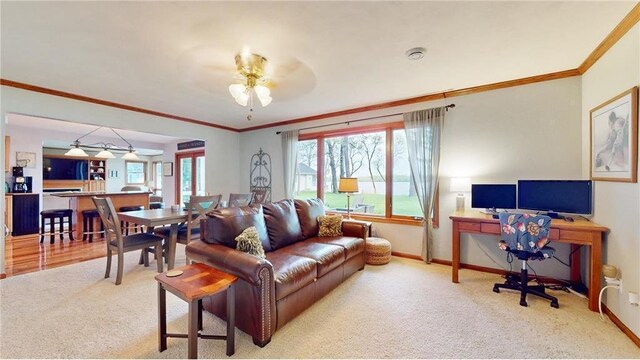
[163,162,173,177]
[590,86,638,183]
[16,151,36,168]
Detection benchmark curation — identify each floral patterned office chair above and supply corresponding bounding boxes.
[493,212,559,308]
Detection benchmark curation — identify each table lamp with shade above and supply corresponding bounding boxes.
[338,177,359,219]
[450,177,471,211]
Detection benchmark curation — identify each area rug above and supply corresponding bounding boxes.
[1,245,638,358]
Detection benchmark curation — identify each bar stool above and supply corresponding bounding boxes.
[119,205,144,235]
[82,209,104,242]
[40,209,74,244]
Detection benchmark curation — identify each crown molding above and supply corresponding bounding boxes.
[0,79,239,133]
[1,4,637,134]
[578,3,640,74]
[239,68,581,132]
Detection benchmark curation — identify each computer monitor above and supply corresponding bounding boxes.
[471,184,517,214]
[517,180,592,217]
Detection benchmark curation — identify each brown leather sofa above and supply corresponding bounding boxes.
[186,198,367,347]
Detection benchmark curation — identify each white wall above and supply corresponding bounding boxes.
[581,23,640,338]
[5,124,166,208]
[240,76,583,279]
[0,86,241,274]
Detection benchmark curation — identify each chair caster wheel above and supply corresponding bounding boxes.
[493,286,500,293]
[551,302,559,309]
[519,300,528,307]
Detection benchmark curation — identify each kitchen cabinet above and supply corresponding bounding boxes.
[12,193,39,236]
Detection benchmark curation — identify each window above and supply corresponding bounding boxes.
[392,129,422,217]
[298,123,439,226]
[295,139,318,199]
[152,161,162,195]
[323,132,386,216]
[125,161,147,185]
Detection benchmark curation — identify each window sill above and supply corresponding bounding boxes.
[326,211,438,228]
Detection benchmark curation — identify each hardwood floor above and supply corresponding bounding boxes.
[4,234,107,277]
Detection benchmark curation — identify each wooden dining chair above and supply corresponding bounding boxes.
[250,189,268,205]
[154,194,221,265]
[228,193,253,207]
[92,196,164,285]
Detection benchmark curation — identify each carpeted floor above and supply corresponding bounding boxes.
[1,245,638,359]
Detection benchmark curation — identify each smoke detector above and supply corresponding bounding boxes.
[405,47,427,61]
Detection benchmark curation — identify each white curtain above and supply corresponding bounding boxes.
[281,130,299,199]
[404,107,445,263]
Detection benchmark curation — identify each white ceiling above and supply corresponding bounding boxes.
[1,1,636,130]
[8,113,186,156]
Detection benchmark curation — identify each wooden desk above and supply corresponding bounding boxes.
[449,211,608,312]
[54,191,150,240]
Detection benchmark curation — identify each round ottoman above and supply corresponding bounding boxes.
[365,237,392,265]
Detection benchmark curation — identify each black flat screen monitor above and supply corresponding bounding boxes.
[518,180,592,215]
[471,184,517,211]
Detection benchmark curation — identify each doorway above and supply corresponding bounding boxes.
[176,150,205,205]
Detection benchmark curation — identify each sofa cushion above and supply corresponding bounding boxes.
[294,198,326,239]
[263,199,304,250]
[236,226,266,259]
[265,251,317,300]
[307,236,365,260]
[283,241,345,277]
[202,205,272,252]
[317,215,343,237]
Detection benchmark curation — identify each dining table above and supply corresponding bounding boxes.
[117,207,192,270]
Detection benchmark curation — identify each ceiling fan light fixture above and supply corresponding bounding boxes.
[254,84,272,106]
[229,51,272,110]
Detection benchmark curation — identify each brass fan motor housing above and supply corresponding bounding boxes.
[234,53,267,88]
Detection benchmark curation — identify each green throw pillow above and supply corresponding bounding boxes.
[235,226,266,258]
[317,215,343,237]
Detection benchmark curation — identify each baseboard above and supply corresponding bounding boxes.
[430,258,567,285]
[602,304,640,348]
[397,254,639,348]
[391,251,423,261]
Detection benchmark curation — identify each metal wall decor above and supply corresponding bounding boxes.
[250,148,272,202]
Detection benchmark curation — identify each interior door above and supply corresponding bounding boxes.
[176,150,205,205]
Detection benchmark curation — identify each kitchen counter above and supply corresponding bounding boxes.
[57,191,151,239]
[53,191,151,197]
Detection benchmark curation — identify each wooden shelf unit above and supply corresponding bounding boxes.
[42,155,108,192]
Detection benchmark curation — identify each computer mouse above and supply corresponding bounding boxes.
[564,216,574,222]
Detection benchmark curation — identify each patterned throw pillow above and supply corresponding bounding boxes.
[317,215,343,237]
[235,226,266,258]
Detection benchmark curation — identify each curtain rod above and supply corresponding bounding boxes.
[275,104,455,135]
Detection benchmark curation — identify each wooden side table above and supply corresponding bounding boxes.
[155,263,238,358]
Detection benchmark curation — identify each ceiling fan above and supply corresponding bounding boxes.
[178,45,317,120]
[228,50,273,119]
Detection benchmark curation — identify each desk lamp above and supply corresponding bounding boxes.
[450,178,471,211]
[338,177,359,219]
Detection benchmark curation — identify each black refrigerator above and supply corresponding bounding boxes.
[12,193,39,236]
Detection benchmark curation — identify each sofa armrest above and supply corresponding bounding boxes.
[342,221,367,239]
[185,240,273,286]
